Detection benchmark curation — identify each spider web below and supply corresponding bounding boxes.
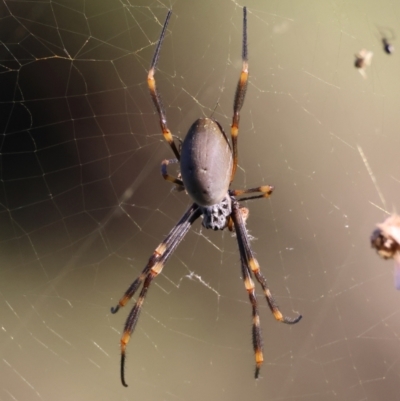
[1,1,400,400]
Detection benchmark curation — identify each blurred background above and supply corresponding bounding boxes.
[1,0,400,400]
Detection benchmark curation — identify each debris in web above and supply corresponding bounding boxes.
[354,49,373,79]
[371,214,400,290]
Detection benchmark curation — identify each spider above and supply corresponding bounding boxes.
[111,7,302,387]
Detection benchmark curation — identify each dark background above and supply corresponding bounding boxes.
[1,1,400,400]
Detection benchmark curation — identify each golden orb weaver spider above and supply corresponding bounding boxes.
[111,7,302,387]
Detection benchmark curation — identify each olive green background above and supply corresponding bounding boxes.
[1,1,400,400]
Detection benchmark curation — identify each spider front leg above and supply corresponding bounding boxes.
[147,10,180,160]
[230,6,249,182]
[231,198,302,378]
[111,203,201,387]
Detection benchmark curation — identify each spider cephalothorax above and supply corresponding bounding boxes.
[112,7,302,387]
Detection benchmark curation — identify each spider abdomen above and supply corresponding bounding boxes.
[180,118,233,207]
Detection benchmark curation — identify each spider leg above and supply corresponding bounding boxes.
[238,239,264,378]
[231,198,302,377]
[227,205,249,232]
[111,203,200,313]
[232,199,302,324]
[111,203,201,387]
[147,10,180,160]
[230,185,274,202]
[230,6,249,182]
[161,158,184,189]
[227,185,273,232]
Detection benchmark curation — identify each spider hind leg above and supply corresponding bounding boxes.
[112,203,201,387]
[231,197,302,377]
